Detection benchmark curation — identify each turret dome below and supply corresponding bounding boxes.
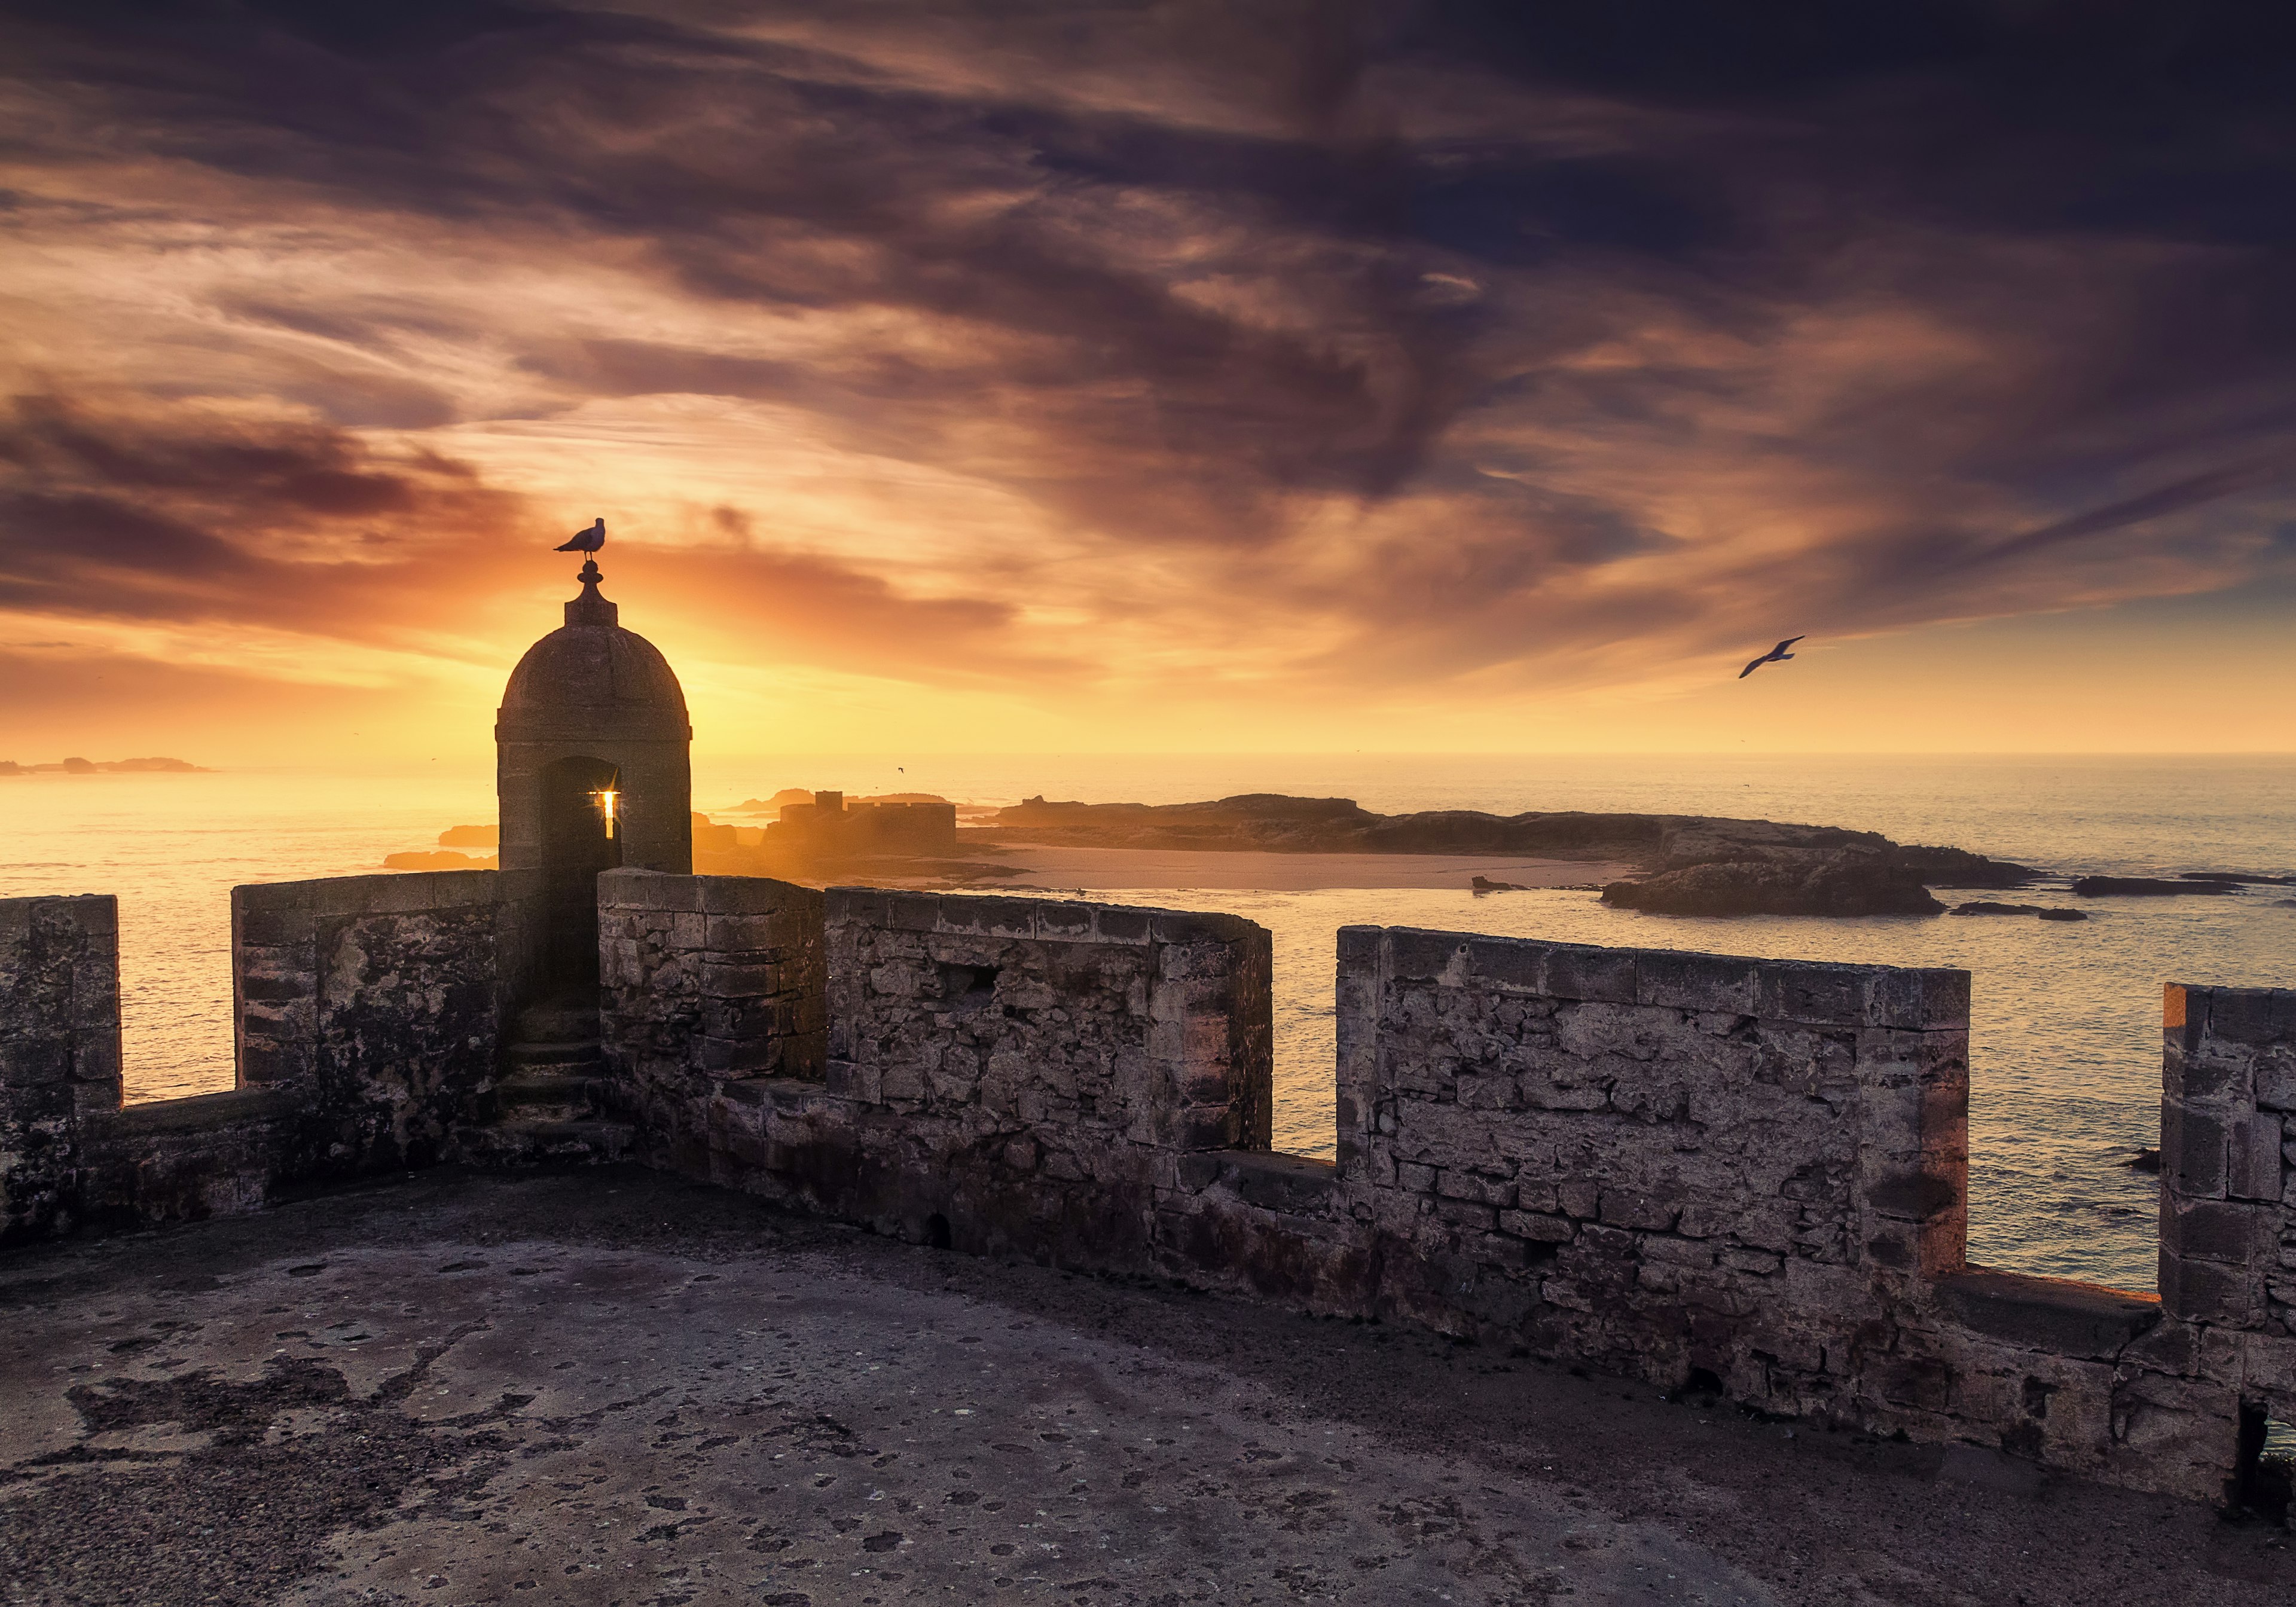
[496,567,690,744]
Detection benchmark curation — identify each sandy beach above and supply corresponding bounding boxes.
[948,841,1634,893]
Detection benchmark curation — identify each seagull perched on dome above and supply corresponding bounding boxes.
[555,518,606,553]
[1738,636,1805,679]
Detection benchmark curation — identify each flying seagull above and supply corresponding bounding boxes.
[1738,636,1805,679]
[555,518,606,553]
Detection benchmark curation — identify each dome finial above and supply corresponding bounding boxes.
[566,556,618,626]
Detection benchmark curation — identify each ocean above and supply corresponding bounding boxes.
[6,752,2291,1294]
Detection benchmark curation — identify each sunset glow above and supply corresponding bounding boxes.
[8,16,2296,1585]
[1,5,2290,766]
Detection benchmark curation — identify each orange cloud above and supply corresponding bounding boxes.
[0,2,2290,759]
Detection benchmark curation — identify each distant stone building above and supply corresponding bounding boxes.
[771,790,957,856]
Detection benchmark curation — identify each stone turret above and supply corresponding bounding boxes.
[496,557,691,1007]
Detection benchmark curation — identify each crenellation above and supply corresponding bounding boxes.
[4,876,2291,1510]
[5,875,503,1239]
[0,894,121,1240]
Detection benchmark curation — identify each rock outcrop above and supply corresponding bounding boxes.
[2072,876,2243,897]
[986,795,2035,915]
[382,850,496,871]
[982,793,2041,919]
[1601,854,1946,916]
[1950,902,2089,921]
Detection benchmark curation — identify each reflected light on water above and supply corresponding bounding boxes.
[4,753,2290,1296]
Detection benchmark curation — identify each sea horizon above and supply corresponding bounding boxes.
[7,750,2292,1293]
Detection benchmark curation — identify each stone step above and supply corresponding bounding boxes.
[505,1039,603,1068]
[496,1072,599,1113]
[503,1064,603,1088]
[479,1117,636,1167]
[516,1004,600,1042]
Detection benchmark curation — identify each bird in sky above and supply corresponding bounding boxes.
[555,518,606,553]
[1738,636,1805,679]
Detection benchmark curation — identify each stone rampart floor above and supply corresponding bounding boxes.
[2,1170,2291,1607]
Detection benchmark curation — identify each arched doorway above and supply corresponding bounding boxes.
[536,754,624,1000]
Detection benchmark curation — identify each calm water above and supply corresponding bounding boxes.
[7,753,2291,1293]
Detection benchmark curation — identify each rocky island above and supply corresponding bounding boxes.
[0,755,206,774]
[974,794,2037,916]
[386,790,2286,918]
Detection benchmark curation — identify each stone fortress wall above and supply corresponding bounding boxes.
[3,875,503,1236]
[2,872,2291,1510]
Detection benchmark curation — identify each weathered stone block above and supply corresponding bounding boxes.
[1390,1100,1509,1168]
[602,868,704,912]
[1634,951,1760,1015]
[1936,1267,2161,1358]
[1433,1197,1498,1232]
[1863,966,1970,1032]
[1750,1025,1857,1094]
[1029,902,1089,939]
[701,914,795,953]
[2203,986,2296,1047]
[1540,943,1638,1005]
[1449,934,1541,994]
[69,1031,122,1095]
[1147,908,1266,949]
[1438,1168,1515,1208]
[0,1038,69,1085]
[2172,1043,2255,1107]
[1498,1209,1575,1242]
[1382,927,1465,984]
[1757,961,1864,1026]
[2161,1099,2229,1200]
[2164,1196,2277,1267]
[1523,1081,1611,1113]
[824,887,893,928]
[2259,1046,2296,1113]
[1219,1151,1339,1215]
[1857,1050,1968,1161]
[1600,1189,1677,1232]
[2159,1250,2265,1328]
[2230,1111,2283,1202]
[231,903,309,948]
[234,972,311,1006]
[886,894,945,934]
[234,1040,305,1086]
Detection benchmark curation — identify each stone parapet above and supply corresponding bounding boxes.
[597,870,826,1171]
[660,890,1272,1263]
[1325,928,1971,1399]
[2157,983,2296,1458]
[78,1089,298,1227]
[230,872,503,1175]
[0,895,120,1241]
[1,875,511,1242]
[8,879,2293,1512]
[823,890,1271,1153]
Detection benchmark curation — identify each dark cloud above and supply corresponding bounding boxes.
[1,1,2292,701]
[1981,460,2292,567]
[0,393,1064,681]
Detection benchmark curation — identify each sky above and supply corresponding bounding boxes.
[2,0,2292,766]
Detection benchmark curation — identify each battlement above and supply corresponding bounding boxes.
[2,875,2289,1508]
